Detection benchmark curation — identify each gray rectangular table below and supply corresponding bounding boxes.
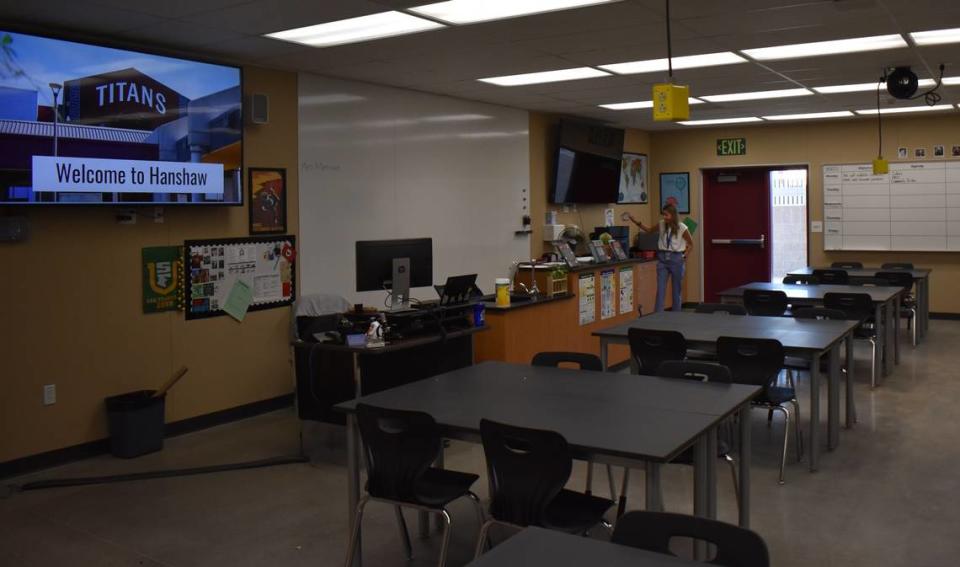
[788,266,930,341]
[594,312,858,472]
[717,281,903,380]
[467,526,704,567]
[334,361,760,565]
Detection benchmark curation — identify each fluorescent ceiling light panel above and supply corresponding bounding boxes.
[813,79,935,94]
[701,88,812,102]
[762,111,854,121]
[599,51,745,75]
[942,76,960,85]
[478,67,610,86]
[265,11,444,47]
[854,105,955,115]
[599,98,703,110]
[742,34,907,61]
[410,0,617,24]
[910,27,960,46]
[678,117,763,126]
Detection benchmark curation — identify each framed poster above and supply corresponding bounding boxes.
[659,172,690,214]
[184,235,296,320]
[142,246,183,313]
[618,153,648,203]
[248,168,287,234]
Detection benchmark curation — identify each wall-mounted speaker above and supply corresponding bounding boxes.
[250,93,269,125]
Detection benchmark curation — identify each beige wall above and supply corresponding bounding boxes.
[529,112,654,257]
[649,114,960,312]
[0,67,300,463]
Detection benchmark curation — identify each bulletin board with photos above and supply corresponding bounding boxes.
[184,236,296,320]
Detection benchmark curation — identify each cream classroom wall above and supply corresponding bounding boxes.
[529,112,653,258]
[649,114,960,313]
[0,67,300,464]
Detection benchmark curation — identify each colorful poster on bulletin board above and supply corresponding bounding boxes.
[184,235,296,320]
[600,269,615,320]
[578,273,596,326]
[142,246,183,313]
[619,267,634,315]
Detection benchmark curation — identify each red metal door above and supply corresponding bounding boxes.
[702,168,772,302]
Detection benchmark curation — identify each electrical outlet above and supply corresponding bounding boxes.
[43,384,56,405]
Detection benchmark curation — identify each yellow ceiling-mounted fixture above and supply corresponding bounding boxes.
[653,0,690,122]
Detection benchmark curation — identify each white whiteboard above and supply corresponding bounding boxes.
[297,73,531,305]
[823,161,960,251]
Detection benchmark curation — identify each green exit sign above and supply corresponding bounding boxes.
[717,138,747,156]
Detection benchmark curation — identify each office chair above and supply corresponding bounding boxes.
[782,275,818,285]
[812,269,849,285]
[627,328,687,374]
[612,511,770,567]
[346,404,483,567]
[474,419,613,558]
[824,292,879,387]
[877,271,917,346]
[743,289,789,316]
[656,361,741,514]
[718,337,801,484]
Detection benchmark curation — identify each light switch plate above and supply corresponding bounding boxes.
[811,221,823,233]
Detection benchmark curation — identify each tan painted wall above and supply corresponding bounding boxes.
[529,112,654,257]
[649,114,960,312]
[0,67,299,463]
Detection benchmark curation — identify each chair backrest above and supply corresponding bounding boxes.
[851,276,890,287]
[479,419,571,527]
[812,268,849,285]
[876,271,914,294]
[531,351,602,371]
[792,307,846,321]
[628,328,687,374]
[694,303,747,315]
[742,289,788,316]
[881,262,914,270]
[782,274,818,285]
[356,403,441,502]
[717,336,785,389]
[656,361,733,383]
[823,292,873,322]
[831,261,863,269]
[612,511,770,567]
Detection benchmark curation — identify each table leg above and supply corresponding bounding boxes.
[692,433,712,560]
[644,462,662,512]
[894,295,901,364]
[809,355,821,472]
[874,303,886,381]
[884,299,895,376]
[828,346,840,450]
[347,413,361,567]
[920,277,929,338]
[845,334,856,428]
[432,448,445,532]
[706,429,717,520]
[738,407,751,529]
[600,338,609,371]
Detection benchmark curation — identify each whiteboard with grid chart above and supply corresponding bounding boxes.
[823,161,960,251]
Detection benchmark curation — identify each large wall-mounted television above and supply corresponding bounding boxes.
[550,120,623,204]
[0,30,242,205]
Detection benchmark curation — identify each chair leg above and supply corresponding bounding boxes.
[767,409,774,427]
[436,510,453,567]
[774,406,790,485]
[344,496,370,567]
[723,454,740,514]
[789,399,803,462]
[585,460,594,495]
[394,506,413,560]
[473,520,495,560]
[870,338,878,388]
[911,309,917,347]
[466,491,485,529]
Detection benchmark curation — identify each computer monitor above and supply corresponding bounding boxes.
[356,238,433,310]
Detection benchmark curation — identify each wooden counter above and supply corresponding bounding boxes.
[475,259,661,366]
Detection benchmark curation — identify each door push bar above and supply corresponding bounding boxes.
[710,234,765,249]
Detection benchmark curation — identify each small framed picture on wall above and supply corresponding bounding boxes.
[248,168,287,235]
[659,172,690,214]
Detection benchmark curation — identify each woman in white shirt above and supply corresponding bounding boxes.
[626,203,693,312]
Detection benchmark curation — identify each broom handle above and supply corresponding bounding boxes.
[154,366,188,398]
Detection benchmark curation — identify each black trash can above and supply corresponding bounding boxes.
[104,390,165,458]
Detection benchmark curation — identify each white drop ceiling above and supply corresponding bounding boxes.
[3,0,960,129]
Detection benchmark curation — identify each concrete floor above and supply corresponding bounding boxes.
[3,321,960,566]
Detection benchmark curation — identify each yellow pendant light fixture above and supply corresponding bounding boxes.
[652,0,690,122]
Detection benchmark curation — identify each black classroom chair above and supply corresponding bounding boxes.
[881,262,914,270]
[346,404,483,567]
[782,275,819,285]
[531,352,614,499]
[718,337,801,484]
[743,289,788,317]
[813,269,849,285]
[656,361,741,513]
[628,328,687,373]
[851,276,891,287]
[831,261,863,269]
[695,303,747,315]
[786,308,857,424]
[612,511,770,567]
[824,292,879,387]
[877,271,918,346]
[474,419,613,558]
